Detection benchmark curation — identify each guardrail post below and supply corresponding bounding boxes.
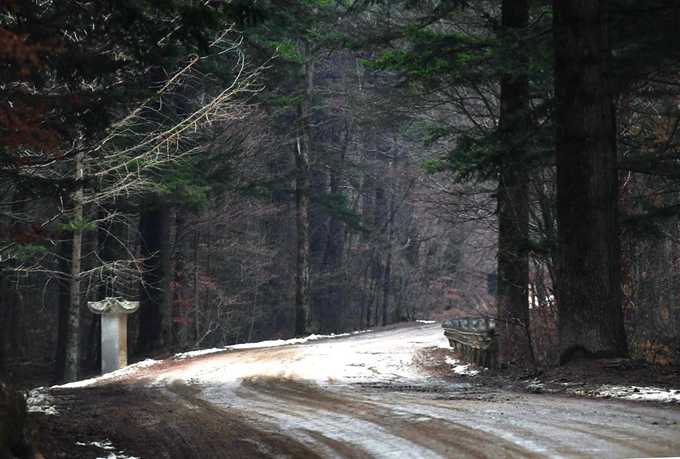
[442,316,499,369]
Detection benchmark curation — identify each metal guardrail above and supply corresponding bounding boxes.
[442,317,499,369]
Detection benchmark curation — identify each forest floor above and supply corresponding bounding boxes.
[20,322,680,458]
[416,346,680,402]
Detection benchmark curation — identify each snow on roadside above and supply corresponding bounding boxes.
[570,385,680,403]
[26,387,58,415]
[174,330,370,359]
[441,350,679,404]
[28,359,164,416]
[76,440,139,459]
[445,357,481,376]
[55,359,161,389]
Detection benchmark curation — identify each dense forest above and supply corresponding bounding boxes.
[1,0,679,384]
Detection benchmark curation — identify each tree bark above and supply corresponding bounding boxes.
[319,149,346,332]
[496,0,533,363]
[294,135,312,336]
[172,209,193,348]
[0,200,27,378]
[381,246,392,326]
[294,45,313,337]
[193,227,201,346]
[54,236,72,383]
[0,271,15,377]
[136,202,172,353]
[64,152,85,382]
[381,183,394,327]
[553,0,629,362]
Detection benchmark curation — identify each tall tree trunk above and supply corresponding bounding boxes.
[294,45,313,337]
[361,266,371,330]
[381,181,394,327]
[65,152,85,382]
[294,134,312,336]
[381,247,392,326]
[373,183,390,326]
[321,150,346,332]
[496,0,533,363]
[0,200,26,379]
[136,202,172,353]
[54,237,72,383]
[322,150,346,270]
[0,269,19,379]
[193,227,201,346]
[553,0,628,362]
[172,209,192,348]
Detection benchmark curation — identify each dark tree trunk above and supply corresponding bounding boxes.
[322,162,345,270]
[553,0,629,362]
[310,168,328,266]
[54,237,72,384]
[0,242,22,379]
[64,153,85,383]
[325,157,347,332]
[496,0,533,363]
[0,270,20,379]
[381,184,394,327]
[294,49,313,337]
[294,134,312,337]
[192,227,201,346]
[136,202,172,354]
[361,266,371,330]
[309,167,330,330]
[381,247,392,326]
[0,277,5,377]
[373,184,390,326]
[172,209,193,348]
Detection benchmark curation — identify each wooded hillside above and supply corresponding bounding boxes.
[1,0,679,384]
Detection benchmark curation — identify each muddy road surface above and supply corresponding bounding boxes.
[37,322,680,458]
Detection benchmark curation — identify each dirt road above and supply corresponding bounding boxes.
[37,322,680,458]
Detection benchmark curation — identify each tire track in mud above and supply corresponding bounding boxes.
[384,390,680,459]
[161,382,324,458]
[230,376,540,458]
[367,388,680,459]
[224,376,680,459]
[49,382,325,459]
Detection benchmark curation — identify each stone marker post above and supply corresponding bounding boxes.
[87,297,140,374]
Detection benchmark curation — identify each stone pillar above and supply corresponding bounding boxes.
[88,297,139,374]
